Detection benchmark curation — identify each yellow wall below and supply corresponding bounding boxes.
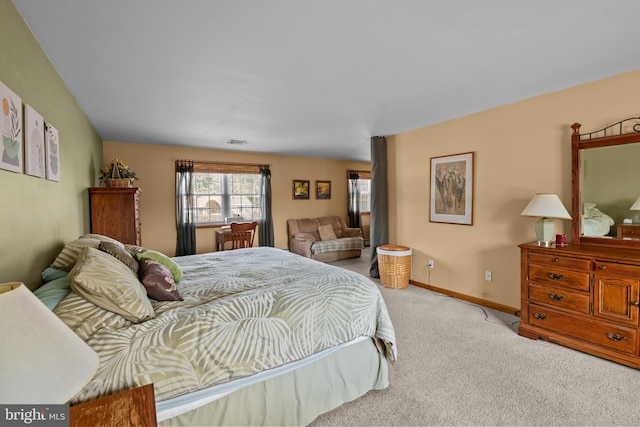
[0,0,103,289]
[103,141,369,255]
[388,68,640,309]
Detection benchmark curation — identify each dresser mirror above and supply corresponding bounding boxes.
[571,117,640,248]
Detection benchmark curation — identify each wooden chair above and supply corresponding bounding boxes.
[230,221,258,248]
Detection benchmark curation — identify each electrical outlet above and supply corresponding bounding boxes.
[428,259,434,269]
[485,270,492,281]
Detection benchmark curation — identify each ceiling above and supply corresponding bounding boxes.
[13,1,640,162]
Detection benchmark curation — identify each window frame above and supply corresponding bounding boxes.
[191,162,263,227]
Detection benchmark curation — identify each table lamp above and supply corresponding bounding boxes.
[0,282,99,404]
[521,193,572,247]
[630,196,640,223]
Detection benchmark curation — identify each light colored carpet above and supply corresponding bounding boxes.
[310,248,640,426]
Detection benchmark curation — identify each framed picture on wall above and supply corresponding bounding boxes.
[24,104,46,178]
[0,81,23,173]
[430,151,474,225]
[292,179,310,199]
[45,122,60,182]
[315,180,331,199]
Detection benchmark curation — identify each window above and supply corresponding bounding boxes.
[349,170,371,213]
[356,178,371,212]
[192,162,262,225]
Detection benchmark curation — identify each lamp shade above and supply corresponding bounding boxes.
[0,283,99,404]
[520,194,572,219]
[630,197,640,211]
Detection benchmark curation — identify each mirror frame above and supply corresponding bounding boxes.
[571,118,640,249]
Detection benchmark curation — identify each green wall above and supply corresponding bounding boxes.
[0,0,103,289]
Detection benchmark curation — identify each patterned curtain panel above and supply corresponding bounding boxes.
[175,160,196,256]
[258,165,274,247]
[369,136,389,278]
[348,170,361,228]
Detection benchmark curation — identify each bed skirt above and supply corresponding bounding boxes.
[158,337,389,426]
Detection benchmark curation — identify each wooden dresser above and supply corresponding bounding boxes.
[89,187,142,245]
[519,241,640,369]
[616,223,640,239]
[70,384,156,427]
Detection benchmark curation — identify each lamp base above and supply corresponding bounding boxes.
[534,217,554,247]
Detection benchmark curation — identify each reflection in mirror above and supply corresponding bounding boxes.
[581,143,640,238]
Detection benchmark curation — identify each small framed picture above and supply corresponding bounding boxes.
[315,180,331,199]
[293,179,310,199]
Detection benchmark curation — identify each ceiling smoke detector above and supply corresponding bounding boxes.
[227,139,247,145]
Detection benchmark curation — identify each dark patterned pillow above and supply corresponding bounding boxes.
[138,258,183,301]
[99,241,139,274]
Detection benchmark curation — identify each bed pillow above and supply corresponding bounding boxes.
[318,224,337,241]
[136,250,183,282]
[124,244,148,256]
[34,275,71,310]
[138,258,183,301]
[41,266,69,283]
[99,241,139,274]
[50,237,103,271]
[80,233,124,247]
[70,246,155,323]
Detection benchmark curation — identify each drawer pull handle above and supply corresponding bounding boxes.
[630,301,640,307]
[547,273,564,280]
[605,332,627,342]
[533,313,548,320]
[548,293,565,301]
[599,265,607,270]
[552,258,559,263]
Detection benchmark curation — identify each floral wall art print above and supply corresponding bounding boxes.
[24,105,46,178]
[0,81,23,173]
[45,121,60,181]
[430,152,474,225]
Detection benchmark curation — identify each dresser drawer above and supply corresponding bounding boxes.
[529,253,591,270]
[529,265,590,291]
[528,304,637,355]
[594,261,640,277]
[528,283,589,314]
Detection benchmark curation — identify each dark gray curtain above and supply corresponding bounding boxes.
[258,165,274,247]
[175,160,196,256]
[369,136,389,278]
[348,170,361,228]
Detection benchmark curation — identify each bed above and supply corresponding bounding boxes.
[581,202,615,237]
[36,234,396,426]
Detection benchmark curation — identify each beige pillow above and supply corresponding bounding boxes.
[70,247,155,323]
[51,237,103,271]
[318,224,337,241]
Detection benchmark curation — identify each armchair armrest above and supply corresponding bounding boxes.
[342,227,363,238]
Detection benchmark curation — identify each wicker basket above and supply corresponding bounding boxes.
[103,163,133,188]
[104,178,132,188]
[377,245,412,289]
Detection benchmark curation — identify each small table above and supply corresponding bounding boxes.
[616,223,640,239]
[70,384,156,427]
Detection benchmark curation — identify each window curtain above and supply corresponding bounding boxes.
[258,165,274,247]
[175,160,196,256]
[348,170,361,228]
[369,136,389,278]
